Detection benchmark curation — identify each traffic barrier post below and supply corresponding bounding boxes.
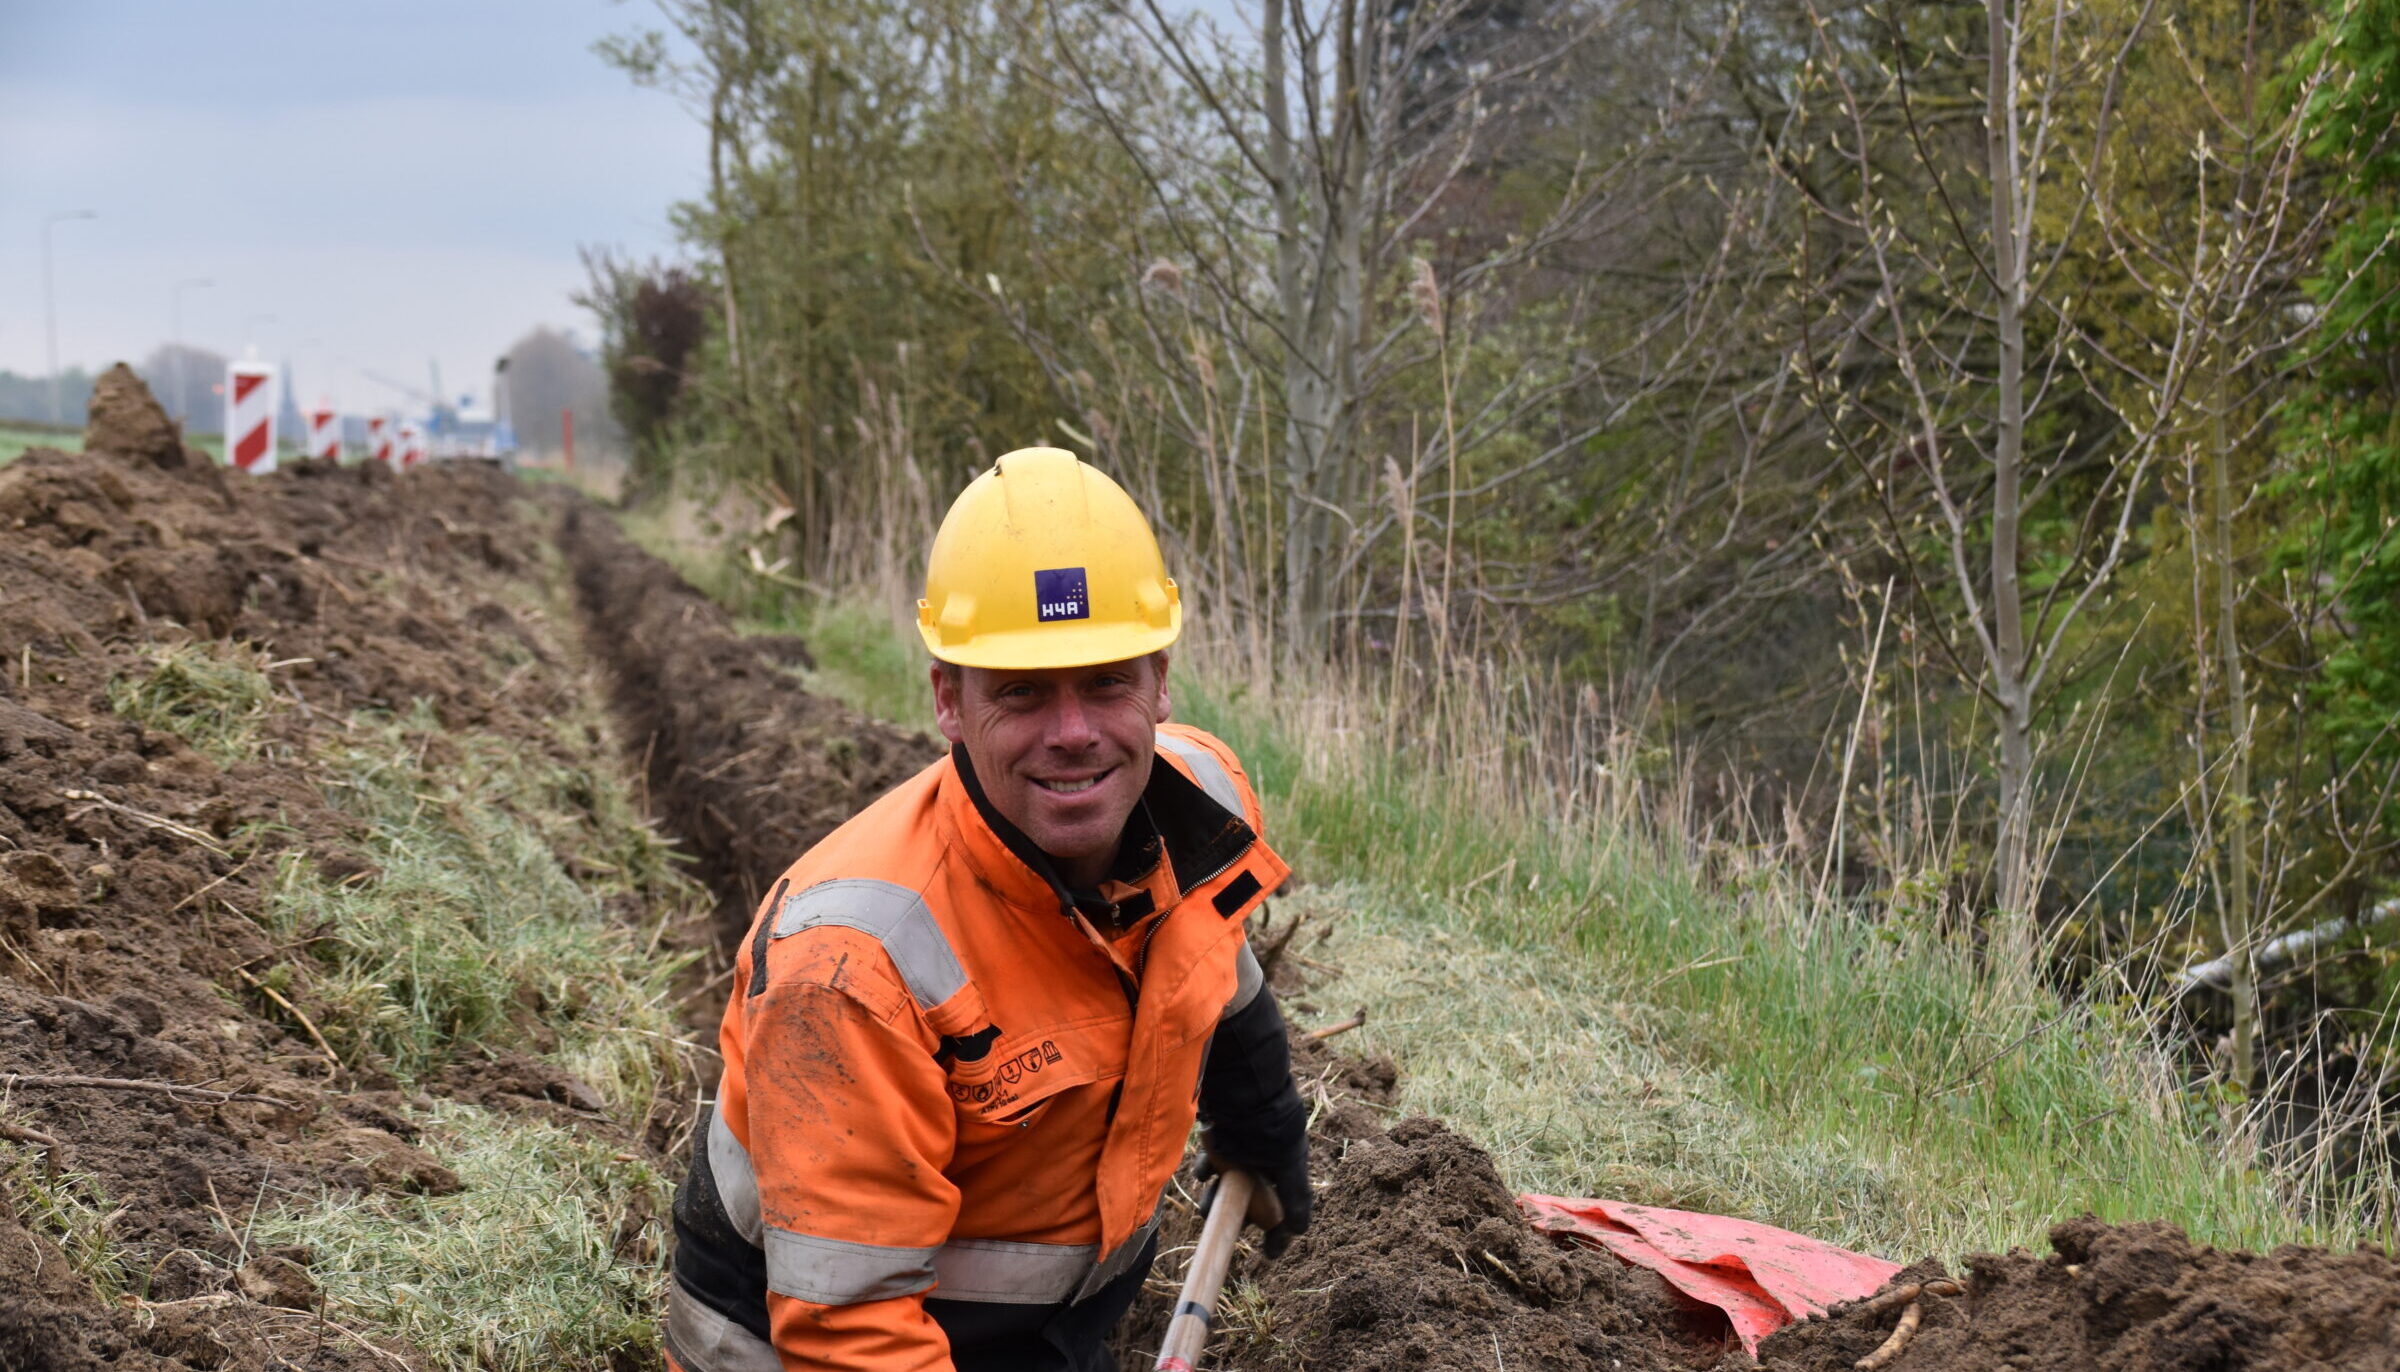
[225,361,277,473]
[307,404,340,461]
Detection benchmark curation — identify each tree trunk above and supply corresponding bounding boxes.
[1263,0,1369,657]
[1986,0,2038,990]
[1261,0,1316,653]
[2208,378,2259,1090]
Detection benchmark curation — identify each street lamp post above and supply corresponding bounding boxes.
[169,278,213,422]
[42,210,98,427]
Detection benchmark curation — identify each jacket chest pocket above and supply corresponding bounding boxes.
[945,1023,1119,1137]
[955,1090,1059,1145]
[947,1034,1075,1132]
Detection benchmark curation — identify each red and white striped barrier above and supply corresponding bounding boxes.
[368,415,393,464]
[398,422,426,470]
[307,403,341,461]
[225,361,278,474]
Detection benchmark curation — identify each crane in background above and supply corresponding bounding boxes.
[357,359,513,461]
[358,365,452,431]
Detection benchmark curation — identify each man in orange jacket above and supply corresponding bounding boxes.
[665,449,1313,1372]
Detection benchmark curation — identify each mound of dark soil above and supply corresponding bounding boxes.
[81,362,199,472]
[558,504,939,935]
[1761,1215,2400,1371]
[1236,1116,1699,1371]
[0,402,676,1366]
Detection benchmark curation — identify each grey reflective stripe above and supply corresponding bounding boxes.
[665,1283,781,1372]
[1222,941,1264,1019]
[931,1236,1097,1305]
[771,878,968,1009]
[765,1227,940,1305]
[1076,1209,1164,1302]
[706,1102,763,1247]
[1157,733,1243,818]
[929,1207,1164,1306]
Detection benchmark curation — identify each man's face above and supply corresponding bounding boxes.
[932,654,1172,884]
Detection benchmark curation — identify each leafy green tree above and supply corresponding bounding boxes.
[2287,0,2400,808]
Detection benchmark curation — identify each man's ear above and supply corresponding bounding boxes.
[1151,651,1173,723]
[930,663,968,744]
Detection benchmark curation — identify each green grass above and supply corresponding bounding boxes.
[261,702,698,1103]
[0,422,304,469]
[75,500,700,1368]
[0,1140,133,1300]
[108,641,281,763]
[219,551,700,1369]
[0,422,78,466]
[1177,679,2366,1259]
[253,1100,668,1372]
[237,679,701,1370]
[109,632,701,1103]
[616,503,937,732]
[778,596,938,732]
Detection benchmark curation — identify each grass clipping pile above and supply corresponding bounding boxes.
[0,367,699,1371]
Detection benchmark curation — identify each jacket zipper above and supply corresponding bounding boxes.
[1094,830,1261,1117]
[1180,835,1253,896]
[1132,908,1168,985]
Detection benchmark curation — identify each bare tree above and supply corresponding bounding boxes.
[1780,0,2361,1002]
[984,0,1760,657]
[1780,0,2169,984]
[2077,3,2348,1087]
[503,327,622,462]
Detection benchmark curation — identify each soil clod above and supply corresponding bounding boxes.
[1762,1216,2400,1371]
[82,362,192,472]
[1239,1116,1700,1371]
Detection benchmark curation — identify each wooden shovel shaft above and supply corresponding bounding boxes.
[1154,1008,1358,1369]
[1154,1169,1258,1372]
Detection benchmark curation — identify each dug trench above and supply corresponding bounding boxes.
[3,366,2395,1371]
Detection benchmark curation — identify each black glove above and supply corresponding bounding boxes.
[1196,1136,1311,1258]
[1198,988,1312,1258]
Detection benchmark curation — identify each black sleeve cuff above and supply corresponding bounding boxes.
[1199,987,1307,1166]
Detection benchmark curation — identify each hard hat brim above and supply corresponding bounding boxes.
[919,615,1180,672]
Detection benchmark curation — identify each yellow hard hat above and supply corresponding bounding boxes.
[918,447,1181,670]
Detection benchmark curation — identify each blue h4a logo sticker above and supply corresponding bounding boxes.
[1034,567,1090,623]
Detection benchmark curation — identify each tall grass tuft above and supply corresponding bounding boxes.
[1174,652,2386,1256]
[253,1101,668,1372]
[108,641,279,763]
[0,1140,132,1299]
[263,703,700,1111]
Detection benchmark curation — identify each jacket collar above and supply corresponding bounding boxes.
[942,740,1258,923]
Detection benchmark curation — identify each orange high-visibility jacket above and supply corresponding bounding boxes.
[666,724,1291,1371]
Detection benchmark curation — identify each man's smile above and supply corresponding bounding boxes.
[1032,768,1114,795]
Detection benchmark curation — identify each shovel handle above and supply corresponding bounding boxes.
[1154,1169,1258,1372]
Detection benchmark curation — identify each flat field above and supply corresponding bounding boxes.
[0,423,79,466]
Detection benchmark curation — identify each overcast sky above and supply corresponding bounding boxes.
[0,2,703,416]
